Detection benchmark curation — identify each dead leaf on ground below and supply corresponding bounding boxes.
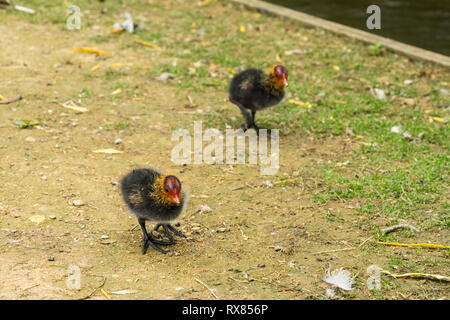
[92,149,124,154]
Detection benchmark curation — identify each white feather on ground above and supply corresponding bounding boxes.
[324,268,355,291]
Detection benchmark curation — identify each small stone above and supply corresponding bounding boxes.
[199,205,212,214]
[29,215,45,223]
[49,215,56,219]
[439,88,450,96]
[101,235,109,240]
[48,256,55,261]
[72,200,85,207]
[257,263,266,268]
[264,180,273,187]
[155,72,174,83]
[373,88,386,100]
[25,136,36,143]
[114,138,123,145]
[216,227,229,233]
[274,246,283,252]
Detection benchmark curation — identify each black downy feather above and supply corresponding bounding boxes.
[120,168,185,223]
[229,68,285,112]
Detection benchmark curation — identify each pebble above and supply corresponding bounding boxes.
[25,137,36,143]
[101,235,109,239]
[257,263,266,268]
[264,180,274,187]
[72,200,85,206]
[274,246,283,252]
[49,215,56,219]
[155,72,174,83]
[48,256,55,261]
[439,88,450,96]
[199,205,212,214]
[114,138,123,145]
[373,88,386,100]
[29,215,45,223]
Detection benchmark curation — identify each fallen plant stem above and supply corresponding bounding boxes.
[376,241,450,249]
[382,270,450,282]
[78,276,106,300]
[358,236,374,248]
[194,278,219,300]
[100,288,111,300]
[381,223,419,235]
[312,247,355,255]
[0,95,22,104]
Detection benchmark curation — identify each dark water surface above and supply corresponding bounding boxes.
[266,0,450,56]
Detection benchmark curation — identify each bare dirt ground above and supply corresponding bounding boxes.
[0,1,448,300]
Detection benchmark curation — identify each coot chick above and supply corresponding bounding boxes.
[229,65,288,133]
[121,168,187,254]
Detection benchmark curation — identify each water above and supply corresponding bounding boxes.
[266,0,450,56]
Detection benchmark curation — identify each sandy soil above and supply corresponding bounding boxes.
[0,4,448,300]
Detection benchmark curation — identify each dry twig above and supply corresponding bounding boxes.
[194,278,219,300]
[382,270,450,282]
[381,223,419,235]
[376,241,450,249]
[78,276,106,300]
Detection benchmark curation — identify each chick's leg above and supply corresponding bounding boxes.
[155,224,186,243]
[151,223,175,245]
[163,224,174,243]
[138,218,166,254]
[168,224,187,238]
[231,99,254,130]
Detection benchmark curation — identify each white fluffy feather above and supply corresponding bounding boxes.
[324,268,355,291]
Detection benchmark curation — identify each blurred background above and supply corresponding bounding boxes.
[267,0,450,56]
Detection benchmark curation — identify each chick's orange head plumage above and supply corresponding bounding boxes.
[162,175,182,205]
[271,65,289,87]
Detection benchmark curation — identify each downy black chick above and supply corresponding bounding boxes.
[229,65,288,133]
[121,168,187,254]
